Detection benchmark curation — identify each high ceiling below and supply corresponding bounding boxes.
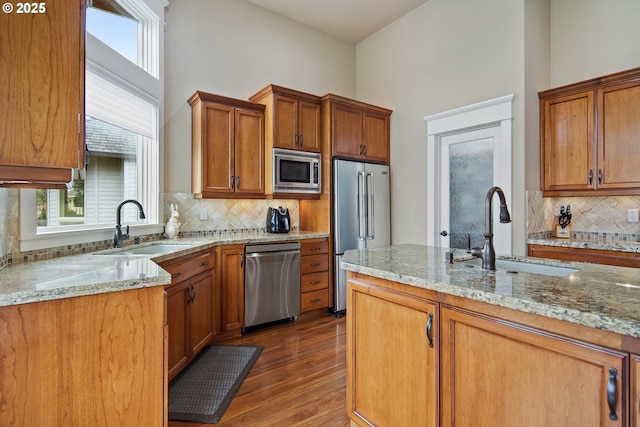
[246,0,429,44]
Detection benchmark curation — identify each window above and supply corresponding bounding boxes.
[21,0,166,251]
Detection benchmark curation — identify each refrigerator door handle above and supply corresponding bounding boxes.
[358,171,366,240]
[366,172,375,240]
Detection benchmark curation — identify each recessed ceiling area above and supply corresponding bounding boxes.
[246,0,429,44]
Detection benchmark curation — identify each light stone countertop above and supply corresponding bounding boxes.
[528,237,640,253]
[341,244,640,338]
[0,231,328,307]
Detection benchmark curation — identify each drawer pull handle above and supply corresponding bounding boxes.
[171,272,181,279]
[426,313,434,348]
[311,247,322,251]
[310,298,321,303]
[310,263,321,267]
[200,261,209,267]
[607,367,618,421]
[310,280,321,285]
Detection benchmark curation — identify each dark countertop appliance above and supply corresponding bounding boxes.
[266,206,291,233]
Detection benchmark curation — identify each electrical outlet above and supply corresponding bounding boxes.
[199,208,208,221]
[628,208,639,223]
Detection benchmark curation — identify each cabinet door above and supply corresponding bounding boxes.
[597,81,640,189]
[440,307,627,427]
[632,355,640,427]
[362,110,390,163]
[347,277,438,427]
[189,270,216,356]
[166,281,190,380]
[0,0,84,173]
[235,108,265,196]
[202,103,235,194]
[332,103,363,159]
[298,100,321,152]
[273,95,298,150]
[219,245,245,332]
[541,91,595,192]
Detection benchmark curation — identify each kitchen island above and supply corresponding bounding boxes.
[341,244,640,427]
[0,230,327,426]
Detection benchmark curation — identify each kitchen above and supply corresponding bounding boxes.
[1,0,640,426]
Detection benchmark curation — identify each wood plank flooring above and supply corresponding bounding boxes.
[169,313,350,427]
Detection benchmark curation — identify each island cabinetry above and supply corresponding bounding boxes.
[161,249,216,380]
[300,238,330,312]
[632,355,640,426]
[189,91,265,198]
[323,94,391,164]
[540,67,640,196]
[347,276,438,427]
[440,306,627,427]
[0,0,85,187]
[528,244,640,268]
[0,287,165,425]
[217,244,245,333]
[250,85,321,153]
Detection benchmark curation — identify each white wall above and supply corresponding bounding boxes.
[164,0,356,192]
[551,0,640,86]
[355,0,530,253]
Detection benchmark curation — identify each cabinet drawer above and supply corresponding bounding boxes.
[301,271,329,292]
[301,289,329,312]
[301,254,328,274]
[161,250,216,284]
[301,238,329,256]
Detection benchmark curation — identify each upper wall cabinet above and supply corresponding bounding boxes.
[189,91,266,199]
[323,94,392,164]
[250,85,321,153]
[0,0,85,188]
[540,67,640,196]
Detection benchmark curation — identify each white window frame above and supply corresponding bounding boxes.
[20,0,167,252]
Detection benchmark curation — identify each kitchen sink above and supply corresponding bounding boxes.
[97,243,193,256]
[461,258,580,277]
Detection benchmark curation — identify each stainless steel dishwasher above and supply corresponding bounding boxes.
[244,242,301,331]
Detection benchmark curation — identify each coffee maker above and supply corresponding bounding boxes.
[266,207,291,233]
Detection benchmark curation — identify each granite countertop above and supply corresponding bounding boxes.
[528,236,640,253]
[341,244,640,338]
[0,231,328,307]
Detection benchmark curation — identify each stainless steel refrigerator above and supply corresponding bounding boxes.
[332,158,390,314]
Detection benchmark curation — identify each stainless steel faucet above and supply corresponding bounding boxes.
[467,186,511,270]
[114,199,146,248]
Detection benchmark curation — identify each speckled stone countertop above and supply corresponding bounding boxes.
[0,231,328,307]
[528,237,640,253]
[341,244,640,338]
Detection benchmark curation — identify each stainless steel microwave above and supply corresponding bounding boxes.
[273,148,321,194]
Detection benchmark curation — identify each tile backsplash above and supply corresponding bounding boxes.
[527,191,640,241]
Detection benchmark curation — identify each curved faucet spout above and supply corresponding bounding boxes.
[114,199,146,248]
[470,186,511,270]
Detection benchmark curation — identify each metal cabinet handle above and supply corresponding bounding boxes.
[191,284,196,302]
[310,280,321,285]
[589,169,593,185]
[236,176,240,189]
[607,368,618,421]
[186,286,194,304]
[299,134,303,146]
[200,261,209,267]
[310,298,321,303]
[598,169,603,184]
[311,247,322,251]
[239,253,244,268]
[171,272,181,279]
[310,263,321,267]
[295,134,299,147]
[426,313,434,348]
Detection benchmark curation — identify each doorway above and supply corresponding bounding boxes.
[424,95,514,254]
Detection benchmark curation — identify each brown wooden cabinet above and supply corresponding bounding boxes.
[632,355,640,427]
[217,244,245,332]
[161,249,216,380]
[189,91,265,198]
[323,94,391,164]
[540,67,640,196]
[0,0,85,187]
[347,275,438,427]
[440,306,627,427]
[528,243,640,268]
[300,238,330,312]
[0,287,165,425]
[250,85,321,153]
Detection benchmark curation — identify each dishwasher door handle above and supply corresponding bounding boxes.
[245,250,301,258]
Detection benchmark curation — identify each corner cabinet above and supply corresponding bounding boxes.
[347,276,438,427]
[347,271,632,427]
[160,249,216,380]
[0,0,85,187]
[540,67,640,196]
[323,94,391,164]
[189,91,265,198]
[217,244,245,333]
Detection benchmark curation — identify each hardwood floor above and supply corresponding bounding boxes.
[169,312,350,427]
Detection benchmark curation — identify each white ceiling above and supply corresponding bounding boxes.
[246,0,429,44]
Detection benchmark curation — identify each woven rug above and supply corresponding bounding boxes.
[168,344,263,424]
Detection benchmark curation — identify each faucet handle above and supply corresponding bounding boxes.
[466,234,471,253]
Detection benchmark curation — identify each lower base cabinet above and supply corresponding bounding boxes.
[217,244,245,332]
[347,272,632,427]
